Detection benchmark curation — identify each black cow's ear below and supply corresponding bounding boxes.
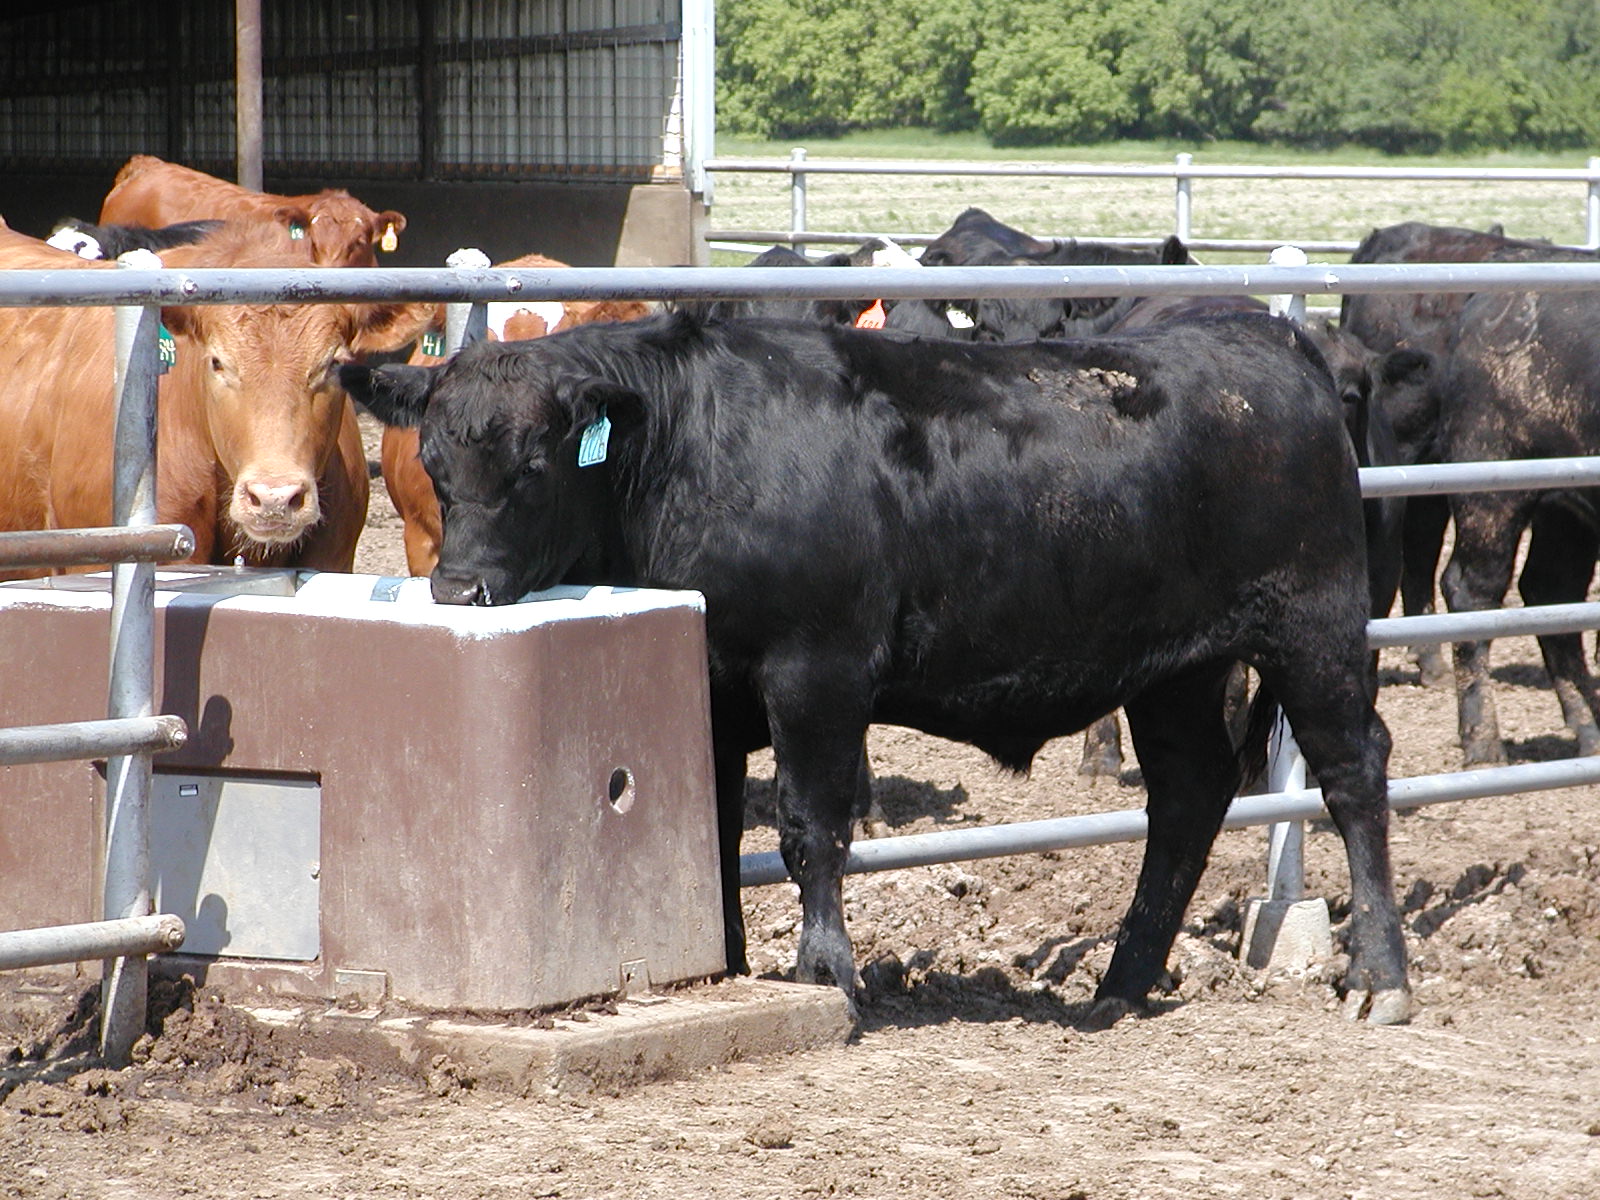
[1159,235,1190,265]
[555,374,645,437]
[338,362,436,427]
[1378,348,1433,389]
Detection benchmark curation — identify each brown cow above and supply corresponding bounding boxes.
[378,252,651,576]
[99,154,406,268]
[0,218,420,578]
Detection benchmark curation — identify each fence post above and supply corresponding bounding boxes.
[1173,152,1193,244]
[444,248,491,352]
[1239,244,1335,974]
[1587,157,1600,250]
[789,146,808,251]
[101,262,164,1066]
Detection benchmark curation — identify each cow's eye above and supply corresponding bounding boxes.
[210,356,225,373]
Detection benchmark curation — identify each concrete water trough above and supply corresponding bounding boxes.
[0,569,726,1012]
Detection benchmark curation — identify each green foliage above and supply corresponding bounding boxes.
[715,0,983,139]
[713,0,1600,152]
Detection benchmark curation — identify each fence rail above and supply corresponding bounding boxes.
[704,151,1600,255]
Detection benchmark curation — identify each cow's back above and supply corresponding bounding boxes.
[100,155,241,228]
[611,315,1363,736]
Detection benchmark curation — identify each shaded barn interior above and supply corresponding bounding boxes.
[0,0,708,266]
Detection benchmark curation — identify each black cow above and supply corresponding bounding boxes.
[1438,271,1600,765]
[46,215,226,259]
[918,206,1058,265]
[1341,222,1562,686]
[917,207,1196,341]
[342,309,1411,1025]
[672,243,878,325]
[676,241,974,341]
[1302,319,1431,627]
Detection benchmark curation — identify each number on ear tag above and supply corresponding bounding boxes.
[419,331,445,357]
[289,223,306,240]
[578,411,612,467]
[157,323,176,374]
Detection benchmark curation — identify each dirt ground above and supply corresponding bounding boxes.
[3,420,1599,1198]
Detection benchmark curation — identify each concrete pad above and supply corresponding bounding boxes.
[1240,896,1333,973]
[246,977,854,1097]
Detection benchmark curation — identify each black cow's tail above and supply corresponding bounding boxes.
[1236,680,1281,792]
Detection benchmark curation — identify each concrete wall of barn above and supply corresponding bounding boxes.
[0,173,706,269]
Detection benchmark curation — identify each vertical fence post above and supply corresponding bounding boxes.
[1264,718,1307,902]
[1239,243,1334,973]
[789,146,808,251]
[101,278,163,1066]
[1173,153,1193,244]
[1587,156,1600,251]
[443,247,491,353]
[1263,243,1311,898]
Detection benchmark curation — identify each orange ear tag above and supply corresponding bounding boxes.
[855,299,886,329]
[380,223,398,252]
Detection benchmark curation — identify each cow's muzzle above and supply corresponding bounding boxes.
[431,573,502,606]
[231,475,319,545]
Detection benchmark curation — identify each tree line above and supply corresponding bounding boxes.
[715,0,1600,152]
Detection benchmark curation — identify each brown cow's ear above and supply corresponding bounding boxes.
[345,301,439,356]
[339,363,435,427]
[157,304,200,339]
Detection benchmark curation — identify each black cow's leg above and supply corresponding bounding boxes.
[1401,494,1451,687]
[1096,666,1238,1012]
[1267,647,1408,1024]
[1078,711,1124,779]
[764,663,872,1005]
[1520,503,1600,755]
[712,739,751,976]
[852,746,887,838]
[1441,493,1532,765]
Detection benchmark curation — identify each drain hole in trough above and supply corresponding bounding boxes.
[607,767,636,814]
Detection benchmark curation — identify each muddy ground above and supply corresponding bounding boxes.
[2,420,1598,1197]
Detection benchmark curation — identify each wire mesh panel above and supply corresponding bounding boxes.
[0,0,684,184]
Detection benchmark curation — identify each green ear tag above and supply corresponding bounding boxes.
[420,331,446,357]
[157,323,176,374]
[577,409,612,468]
[289,223,306,240]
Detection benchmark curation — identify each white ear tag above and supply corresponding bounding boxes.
[577,410,612,467]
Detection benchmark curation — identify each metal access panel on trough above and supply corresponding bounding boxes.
[0,570,725,1011]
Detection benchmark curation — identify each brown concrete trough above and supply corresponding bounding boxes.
[0,569,726,1012]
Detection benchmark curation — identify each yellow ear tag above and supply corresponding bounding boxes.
[380,223,398,253]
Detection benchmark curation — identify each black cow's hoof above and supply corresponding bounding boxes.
[1415,647,1451,689]
[1083,995,1139,1031]
[1341,987,1413,1025]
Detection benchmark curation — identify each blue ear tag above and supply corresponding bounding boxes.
[156,323,176,374]
[577,409,612,467]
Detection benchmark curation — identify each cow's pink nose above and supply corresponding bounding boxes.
[243,479,308,516]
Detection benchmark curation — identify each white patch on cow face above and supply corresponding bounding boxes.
[489,301,567,340]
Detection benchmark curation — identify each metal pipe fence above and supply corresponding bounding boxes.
[4,253,1599,1019]
[703,152,1600,256]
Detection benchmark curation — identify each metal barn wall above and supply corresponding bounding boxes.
[0,0,708,266]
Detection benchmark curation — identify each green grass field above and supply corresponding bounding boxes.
[706,133,1598,266]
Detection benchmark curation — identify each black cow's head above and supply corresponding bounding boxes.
[340,344,643,605]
